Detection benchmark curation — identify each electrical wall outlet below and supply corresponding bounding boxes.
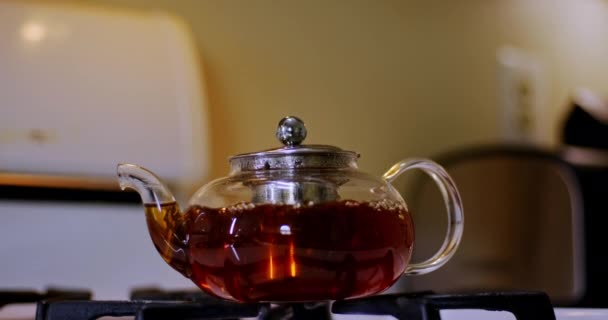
[497,46,547,144]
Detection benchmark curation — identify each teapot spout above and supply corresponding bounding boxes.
[117,163,177,205]
[117,163,191,278]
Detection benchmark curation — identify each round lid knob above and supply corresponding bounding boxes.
[276,116,307,146]
[229,116,358,171]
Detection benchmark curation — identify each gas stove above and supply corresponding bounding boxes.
[2,287,602,320]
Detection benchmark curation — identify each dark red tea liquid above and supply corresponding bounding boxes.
[145,200,414,302]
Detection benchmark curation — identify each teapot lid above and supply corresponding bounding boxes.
[229,116,359,172]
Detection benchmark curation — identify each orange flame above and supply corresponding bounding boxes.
[289,243,297,277]
[269,252,274,280]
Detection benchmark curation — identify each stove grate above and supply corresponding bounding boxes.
[332,291,557,320]
[0,287,557,320]
[0,288,91,309]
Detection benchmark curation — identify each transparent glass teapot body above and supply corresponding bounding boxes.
[117,117,463,303]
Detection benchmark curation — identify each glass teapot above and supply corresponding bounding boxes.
[117,116,463,303]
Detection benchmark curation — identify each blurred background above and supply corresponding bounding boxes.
[1,0,608,309]
[74,0,608,176]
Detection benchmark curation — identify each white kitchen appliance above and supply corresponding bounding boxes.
[0,1,209,188]
[0,1,209,300]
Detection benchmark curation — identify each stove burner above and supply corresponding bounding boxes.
[130,288,333,320]
[130,287,263,320]
[0,287,557,320]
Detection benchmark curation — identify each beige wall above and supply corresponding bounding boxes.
[80,0,608,179]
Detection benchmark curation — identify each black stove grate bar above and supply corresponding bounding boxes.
[135,302,264,320]
[130,287,219,303]
[35,299,266,320]
[0,288,91,308]
[36,300,148,320]
[331,291,556,320]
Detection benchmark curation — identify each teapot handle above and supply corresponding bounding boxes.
[383,158,464,275]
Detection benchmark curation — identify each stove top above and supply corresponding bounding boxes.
[0,287,560,320]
